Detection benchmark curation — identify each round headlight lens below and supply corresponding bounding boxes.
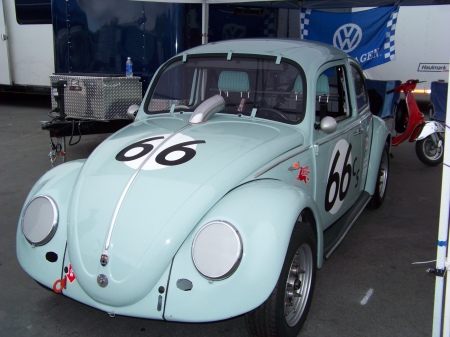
[192,221,242,280]
[21,196,58,246]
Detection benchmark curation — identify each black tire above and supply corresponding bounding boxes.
[394,100,408,134]
[368,143,389,209]
[415,133,444,166]
[245,222,317,337]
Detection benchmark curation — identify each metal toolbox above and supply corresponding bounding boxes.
[50,74,142,120]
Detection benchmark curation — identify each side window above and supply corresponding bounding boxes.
[15,0,51,25]
[351,64,369,113]
[315,65,350,122]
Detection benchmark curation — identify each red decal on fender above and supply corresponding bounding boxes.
[67,264,76,283]
[296,165,310,187]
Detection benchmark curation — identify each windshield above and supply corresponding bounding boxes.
[145,55,306,124]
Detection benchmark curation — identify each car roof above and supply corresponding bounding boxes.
[181,38,349,72]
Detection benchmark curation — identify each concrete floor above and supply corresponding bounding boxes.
[0,92,443,337]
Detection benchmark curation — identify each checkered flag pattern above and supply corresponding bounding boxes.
[263,11,277,37]
[297,6,399,70]
[300,9,311,40]
[384,8,399,61]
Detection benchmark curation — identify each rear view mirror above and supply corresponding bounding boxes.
[320,116,337,134]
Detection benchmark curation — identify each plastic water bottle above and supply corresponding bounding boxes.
[126,57,133,77]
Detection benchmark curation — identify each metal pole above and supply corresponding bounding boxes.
[441,76,450,337]
[201,0,208,44]
[62,137,66,163]
[432,70,450,337]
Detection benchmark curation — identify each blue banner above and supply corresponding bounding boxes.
[300,6,399,69]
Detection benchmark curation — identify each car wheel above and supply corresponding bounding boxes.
[368,143,389,209]
[245,222,317,337]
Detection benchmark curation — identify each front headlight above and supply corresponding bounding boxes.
[192,220,242,280]
[21,195,58,246]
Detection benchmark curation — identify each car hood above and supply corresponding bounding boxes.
[67,114,303,306]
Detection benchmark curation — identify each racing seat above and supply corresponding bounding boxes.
[218,71,250,98]
[218,71,250,113]
[294,75,303,101]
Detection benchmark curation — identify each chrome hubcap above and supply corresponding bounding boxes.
[284,244,313,327]
[378,151,388,197]
[423,137,443,160]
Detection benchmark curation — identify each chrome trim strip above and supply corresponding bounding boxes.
[254,146,311,178]
[104,124,191,250]
[315,121,358,146]
[315,114,371,147]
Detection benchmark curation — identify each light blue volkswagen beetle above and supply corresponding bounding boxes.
[17,39,390,336]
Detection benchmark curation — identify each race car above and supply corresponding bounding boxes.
[17,38,390,336]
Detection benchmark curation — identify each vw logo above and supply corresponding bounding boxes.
[333,24,362,53]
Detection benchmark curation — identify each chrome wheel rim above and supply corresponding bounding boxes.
[378,150,389,198]
[284,243,313,327]
[423,137,443,161]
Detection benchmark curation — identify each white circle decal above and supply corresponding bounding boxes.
[325,139,353,214]
[116,133,205,170]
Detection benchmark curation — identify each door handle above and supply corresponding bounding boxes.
[354,127,364,136]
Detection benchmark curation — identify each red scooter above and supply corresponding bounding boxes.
[387,79,445,166]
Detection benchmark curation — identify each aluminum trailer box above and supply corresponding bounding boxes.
[50,74,142,120]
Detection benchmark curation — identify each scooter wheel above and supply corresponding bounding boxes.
[415,134,444,166]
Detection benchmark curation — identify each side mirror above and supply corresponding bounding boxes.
[127,104,140,120]
[320,116,337,134]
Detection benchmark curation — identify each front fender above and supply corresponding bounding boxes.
[164,179,319,322]
[415,121,445,141]
[365,115,390,196]
[16,160,85,289]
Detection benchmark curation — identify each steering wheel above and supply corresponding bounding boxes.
[255,108,288,121]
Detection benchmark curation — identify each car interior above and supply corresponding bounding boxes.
[147,57,352,125]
